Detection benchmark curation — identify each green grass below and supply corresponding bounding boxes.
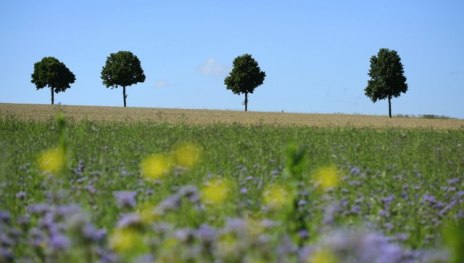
[1,111,463,261]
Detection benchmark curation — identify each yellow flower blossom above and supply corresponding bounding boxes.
[140,154,173,180]
[37,146,67,174]
[217,233,238,257]
[201,178,231,206]
[262,184,292,210]
[137,203,159,224]
[173,142,201,168]
[312,165,340,190]
[307,248,339,263]
[109,228,142,252]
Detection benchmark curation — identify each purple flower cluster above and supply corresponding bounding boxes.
[0,201,114,262]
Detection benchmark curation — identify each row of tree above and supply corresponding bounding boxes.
[31,49,407,117]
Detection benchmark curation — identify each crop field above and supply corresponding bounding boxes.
[1,103,464,262]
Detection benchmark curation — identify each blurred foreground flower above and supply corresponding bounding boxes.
[37,146,67,174]
[308,248,339,263]
[140,154,173,180]
[262,184,293,210]
[114,191,137,209]
[173,142,201,168]
[312,165,340,191]
[109,227,143,253]
[201,178,231,206]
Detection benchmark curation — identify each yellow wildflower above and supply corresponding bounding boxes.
[140,154,173,180]
[312,165,340,190]
[307,248,339,263]
[37,146,67,174]
[137,203,159,224]
[173,142,201,168]
[262,184,292,210]
[109,228,142,252]
[201,178,231,206]
[217,233,238,257]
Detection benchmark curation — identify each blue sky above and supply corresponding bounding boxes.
[1,1,463,118]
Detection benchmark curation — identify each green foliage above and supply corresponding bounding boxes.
[224,54,266,111]
[1,117,464,261]
[101,51,146,107]
[443,220,464,263]
[31,57,76,105]
[365,48,408,117]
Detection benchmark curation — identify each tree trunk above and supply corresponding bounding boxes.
[51,87,54,105]
[388,96,392,118]
[244,92,248,112]
[123,86,127,107]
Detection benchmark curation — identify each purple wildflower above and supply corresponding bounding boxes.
[384,222,394,231]
[50,234,71,250]
[155,194,181,214]
[116,213,142,229]
[447,178,459,185]
[382,195,395,206]
[178,185,200,203]
[422,194,437,205]
[395,233,409,242]
[56,204,81,217]
[0,211,11,224]
[456,211,464,219]
[0,247,13,262]
[86,184,96,194]
[351,205,361,215]
[82,224,106,242]
[15,191,26,200]
[27,203,50,215]
[114,191,137,209]
[195,224,216,243]
[0,233,13,247]
[457,191,464,198]
[174,228,194,242]
[298,229,309,240]
[350,166,361,175]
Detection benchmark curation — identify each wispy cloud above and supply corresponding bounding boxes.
[154,80,171,88]
[198,58,230,77]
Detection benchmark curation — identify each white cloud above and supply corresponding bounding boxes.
[198,58,230,77]
[154,80,171,88]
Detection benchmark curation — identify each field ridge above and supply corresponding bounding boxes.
[1,103,463,129]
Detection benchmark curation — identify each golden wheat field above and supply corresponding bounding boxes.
[1,103,463,129]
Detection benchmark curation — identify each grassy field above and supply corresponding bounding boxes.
[1,103,464,262]
[1,103,464,129]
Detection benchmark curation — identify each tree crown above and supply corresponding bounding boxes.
[224,54,266,95]
[365,48,408,102]
[31,57,75,92]
[101,51,146,88]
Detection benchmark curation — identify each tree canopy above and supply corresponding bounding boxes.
[365,48,408,118]
[101,51,146,107]
[31,57,76,105]
[224,54,266,111]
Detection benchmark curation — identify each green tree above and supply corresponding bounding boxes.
[224,54,266,111]
[31,57,76,105]
[365,48,408,118]
[101,51,146,107]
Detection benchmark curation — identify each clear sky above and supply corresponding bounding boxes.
[1,1,463,118]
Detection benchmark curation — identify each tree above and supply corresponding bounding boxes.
[224,54,266,111]
[31,57,76,105]
[365,48,408,118]
[101,51,146,107]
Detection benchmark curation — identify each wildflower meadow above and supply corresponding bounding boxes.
[1,105,464,262]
